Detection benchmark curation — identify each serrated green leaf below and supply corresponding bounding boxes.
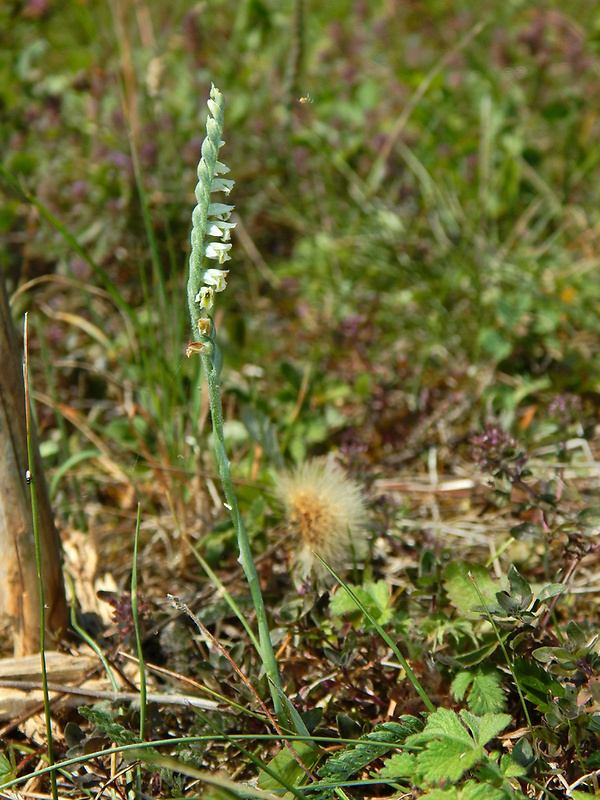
[443,563,497,616]
[330,585,366,616]
[405,709,478,783]
[367,580,392,613]
[421,708,473,744]
[417,737,482,783]
[451,670,475,701]
[460,711,511,747]
[378,752,417,779]
[467,665,506,716]
[329,581,393,628]
[404,709,511,786]
[318,717,423,780]
[402,711,457,747]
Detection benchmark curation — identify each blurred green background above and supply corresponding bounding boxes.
[2,0,600,533]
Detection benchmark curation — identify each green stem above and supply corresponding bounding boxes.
[131,504,147,741]
[200,351,287,724]
[131,504,146,797]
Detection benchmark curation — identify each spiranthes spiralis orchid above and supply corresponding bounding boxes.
[186,87,235,349]
[275,457,369,583]
[185,85,288,725]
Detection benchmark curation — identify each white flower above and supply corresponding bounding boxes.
[208,202,234,220]
[205,242,232,264]
[208,221,235,240]
[195,286,214,309]
[203,268,229,291]
[211,177,235,194]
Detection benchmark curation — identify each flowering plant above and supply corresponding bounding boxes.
[187,85,235,358]
[185,86,288,724]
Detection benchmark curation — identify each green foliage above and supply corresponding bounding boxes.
[377,709,521,798]
[5,2,600,797]
[318,717,424,781]
[451,666,507,715]
[329,580,394,629]
[533,620,600,676]
[403,709,511,784]
[0,749,17,787]
[257,741,321,795]
[443,562,498,617]
[443,561,564,625]
[78,706,142,748]
[511,658,564,716]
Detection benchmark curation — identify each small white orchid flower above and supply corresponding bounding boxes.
[195,285,214,309]
[207,221,235,240]
[208,202,234,220]
[205,242,232,263]
[211,177,235,194]
[203,268,229,292]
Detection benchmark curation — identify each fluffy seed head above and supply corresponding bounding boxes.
[274,457,368,582]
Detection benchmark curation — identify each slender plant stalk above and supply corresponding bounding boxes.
[201,351,286,720]
[23,313,58,800]
[131,503,146,797]
[66,575,119,691]
[185,86,287,724]
[131,504,147,739]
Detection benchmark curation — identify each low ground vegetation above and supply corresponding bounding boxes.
[2,2,600,797]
